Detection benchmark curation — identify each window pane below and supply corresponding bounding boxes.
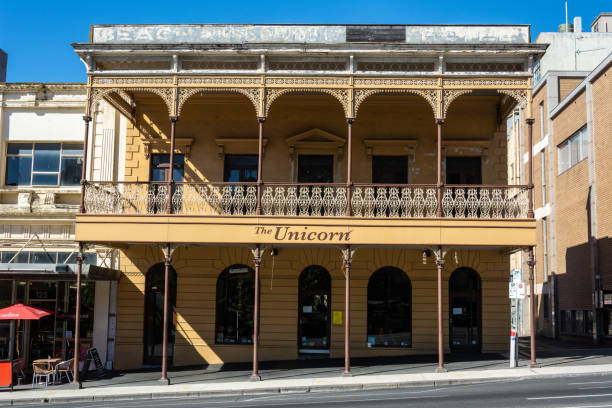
[6,156,32,185]
[60,157,82,186]
[62,143,83,156]
[580,128,589,161]
[57,252,74,264]
[223,155,258,182]
[7,143,32,155]
[570,137,580,166]
[30,252,57,264]
[32,173,59,186]
[33,143,60,172]
[558,143,568,173]
[84,253,97,265]
[1,252,17,263]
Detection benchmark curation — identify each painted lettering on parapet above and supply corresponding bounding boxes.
[254,226,352,242]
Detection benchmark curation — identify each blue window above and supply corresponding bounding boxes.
[5,142,83,186]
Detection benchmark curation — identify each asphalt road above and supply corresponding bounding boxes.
[23,373,612,408]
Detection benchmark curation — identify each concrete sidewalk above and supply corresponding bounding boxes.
[3,338,612,406]
[2,362,612,406]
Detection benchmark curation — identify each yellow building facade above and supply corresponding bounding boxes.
[72,24,544,376]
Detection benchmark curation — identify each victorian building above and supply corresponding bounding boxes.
[71,24,545,379]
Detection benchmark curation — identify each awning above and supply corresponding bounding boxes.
[0,263,121,281]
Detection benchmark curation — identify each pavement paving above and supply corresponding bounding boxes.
[2,337,612,406]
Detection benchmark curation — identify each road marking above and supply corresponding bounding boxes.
[527,393,612,400]
[579,387,612,390]
[243,387,440,402]
[570,381,612,385]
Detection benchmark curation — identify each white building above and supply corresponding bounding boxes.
[0,82,125,371]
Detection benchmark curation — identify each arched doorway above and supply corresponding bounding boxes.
[143,263,177,366]
[298,265,331,355]
[367,267,412,348]
[449,267,482,352]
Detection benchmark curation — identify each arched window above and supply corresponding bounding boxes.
[143,263,177,365]
[215,264,255,344]
[367,266,412,347]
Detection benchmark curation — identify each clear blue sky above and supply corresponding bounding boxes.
[0,0,608,83]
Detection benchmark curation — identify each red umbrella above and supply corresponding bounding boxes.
[0,303,53,389]
[0,303,53,320]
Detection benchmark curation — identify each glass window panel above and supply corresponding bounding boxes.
[57,252,74,264]
[570,137,580,166]
[33,143,60,172]
[32,172,59,186]
[61,143,83,156]
[223,155,258,183]
[63,253,78,264]
[60,157,82,186]
[558,143,568,173]
[7,143,33,155]
[29,281,57,300]
[2,252,29,263]
[6,156,32,185]
[84,253,97,265]
[580,127,589,161]
[30,252,57,264]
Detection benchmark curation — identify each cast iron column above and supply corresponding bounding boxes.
[344,246,352,375]
[436,119,444,217]
[160,244,172,383]
[251,245,262,380]
[166,116,178,214]
[528,247,537,367]
[79,116,92,213]
[526,118,535,219]
[436,247,446,371]
[73,243,83,386]
[346,119,354,216]
[256,118,265,215]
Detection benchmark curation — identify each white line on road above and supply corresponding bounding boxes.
[571,381,612,385]
[579,387,612,390]
[527,393,612,400]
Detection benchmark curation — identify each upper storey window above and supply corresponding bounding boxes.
[372,156,408,184]
[558,125,588,174]
[5,143,83,187]
[223,155,258,182]
[446,157,482,185]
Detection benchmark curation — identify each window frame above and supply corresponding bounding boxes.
[557,125,588,174]
[5,142,84,188]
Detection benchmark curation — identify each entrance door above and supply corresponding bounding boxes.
[143,263,177,366]
[298,155,333,183]
[449,267,481,352]
[446,157,482,184]
[298,266,331,354]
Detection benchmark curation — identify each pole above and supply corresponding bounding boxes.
[436,247,446,372]
[526,119,535,219]
[160,244,171,383]
[344,245,352,375]
[73,243,83,387]
[251,245,261,380]
[528,247,538,367]
[346,119,354,216]
[256,118,265,215]
[436,119,444,217]
[8,280,15,390]
[79,116,92,213]
[166,117,178,214]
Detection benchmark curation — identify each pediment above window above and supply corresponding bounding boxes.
[443,139,489,157]
[141,137,194,159]
[363,138,418,160]
[215,138,269,159]
[285,128,345,159]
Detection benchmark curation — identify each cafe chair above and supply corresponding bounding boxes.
[32,362,54,388]
[53,359,74,383]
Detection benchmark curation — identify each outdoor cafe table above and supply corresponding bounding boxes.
[33,358,61,370]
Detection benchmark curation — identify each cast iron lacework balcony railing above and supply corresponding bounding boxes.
[82,182,530,219]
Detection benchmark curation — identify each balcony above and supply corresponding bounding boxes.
[83,182,529,219]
